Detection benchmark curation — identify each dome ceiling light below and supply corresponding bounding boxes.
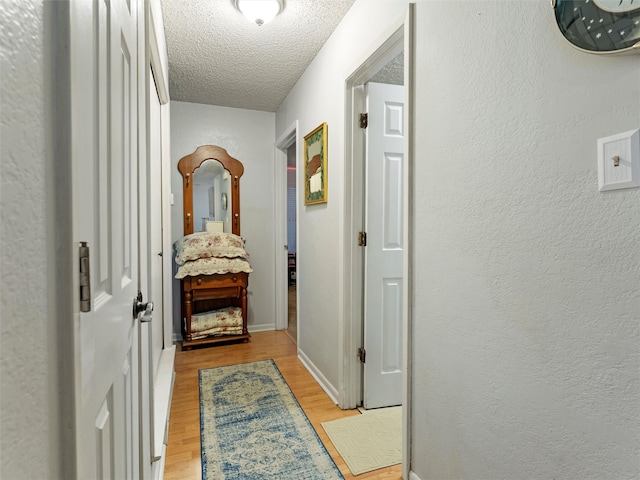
[234,0,284,26]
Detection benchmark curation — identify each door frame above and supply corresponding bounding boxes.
[146,1,175,475]
[275,121,299,332]
[148,0,171,348]
[341,5,414,479]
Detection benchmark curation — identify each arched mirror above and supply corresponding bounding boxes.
[178,145,244,236]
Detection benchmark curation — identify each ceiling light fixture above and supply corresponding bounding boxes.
[234,0,283,26]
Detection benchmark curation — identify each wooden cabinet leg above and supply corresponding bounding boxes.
[241,287,248,335]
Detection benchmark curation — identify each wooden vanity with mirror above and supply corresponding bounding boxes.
[177,145,251,349]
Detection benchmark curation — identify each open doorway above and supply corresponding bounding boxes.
[275,121,299,338]
[342,7,414,478]
[286,143,297,342]
[344,26,407,409]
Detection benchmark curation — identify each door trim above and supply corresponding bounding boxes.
[148,3,175,474]
[341,5,414,479]
[148,0,173,351]
[275,121,299,331]
[401,8,415,480]
[49,1,76,476]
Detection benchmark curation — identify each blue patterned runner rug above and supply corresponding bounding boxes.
[199,359,344,479]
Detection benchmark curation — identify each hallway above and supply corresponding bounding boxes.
[164,331,401,479]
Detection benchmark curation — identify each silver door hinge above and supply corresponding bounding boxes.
[358,231,367,247]
[359,113,368,129]
[357,347,366,363]
[79,242,91,312]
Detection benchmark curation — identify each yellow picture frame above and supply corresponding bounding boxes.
[303,123,328,205]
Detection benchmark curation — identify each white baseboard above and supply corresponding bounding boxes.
[153,346,175,459]
[151,443,167,480]
[248,323,275,333]
[297,349,340,405]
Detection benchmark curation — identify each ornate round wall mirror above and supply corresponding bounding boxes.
[178,145,244,236]
[553,0,640,55]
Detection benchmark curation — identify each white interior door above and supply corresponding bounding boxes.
[363,82,405,409]
[71,0,142,477]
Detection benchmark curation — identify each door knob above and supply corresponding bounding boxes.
[133,291,154,322]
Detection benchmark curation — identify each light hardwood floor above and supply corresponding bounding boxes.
[164,330,402,480]
[287,284,297,341]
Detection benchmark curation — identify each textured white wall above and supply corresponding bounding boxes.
[170,101,276,335]
[0,0,63,478]
[411,2,640,479]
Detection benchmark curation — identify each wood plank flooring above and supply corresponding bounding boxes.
[164,330,402,480]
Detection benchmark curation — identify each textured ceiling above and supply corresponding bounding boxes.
[370,52,404,86]
[160,0,357,112]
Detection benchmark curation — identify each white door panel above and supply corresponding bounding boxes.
[364,82,405,409]
[71,0,141,477]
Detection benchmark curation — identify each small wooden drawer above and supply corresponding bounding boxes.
[183,272,248,290]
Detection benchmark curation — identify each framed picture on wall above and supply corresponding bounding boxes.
[303,122,328,205]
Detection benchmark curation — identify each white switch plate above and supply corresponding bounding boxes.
[597,128,640,192]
